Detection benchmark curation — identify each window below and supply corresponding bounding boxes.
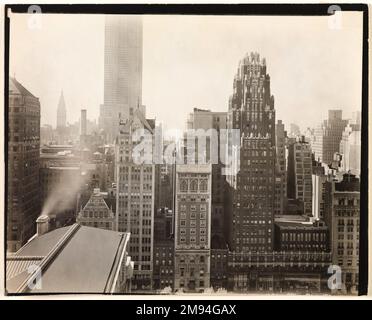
[180,179,188,192]
[199,180,208,192]
[190,179,198,192]
[186,267,194,277]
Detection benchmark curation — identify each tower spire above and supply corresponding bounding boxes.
[56,89,67,129]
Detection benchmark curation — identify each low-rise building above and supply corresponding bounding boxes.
[227,251,332,294]
[6,217,133,294]
[76,188,116,230]
[274,217,329,252]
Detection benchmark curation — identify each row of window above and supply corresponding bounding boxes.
[179,179,208,193]
[281,232,326,242]
[180,219,206,227]
[179,236,207,243]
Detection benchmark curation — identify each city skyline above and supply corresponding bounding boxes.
[6,9,364,296]
[9,13,362,132]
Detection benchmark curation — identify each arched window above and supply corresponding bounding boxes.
[190,179,198,192]
[180,179,188,192]
[199,180,208,192]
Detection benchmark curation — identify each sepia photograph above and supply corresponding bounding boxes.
[2,3,369,300]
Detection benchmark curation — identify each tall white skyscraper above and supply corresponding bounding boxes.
[100,15,143,142]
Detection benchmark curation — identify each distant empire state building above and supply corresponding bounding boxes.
[100,15,143,142]
[227,52,276,252]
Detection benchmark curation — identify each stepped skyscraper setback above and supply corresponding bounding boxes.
[227,52,276,252]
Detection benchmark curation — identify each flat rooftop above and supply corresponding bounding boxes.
[6,224,130,294]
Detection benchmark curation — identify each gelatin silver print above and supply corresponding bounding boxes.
[3,4,367,297]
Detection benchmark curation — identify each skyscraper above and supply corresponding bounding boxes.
[227,52,276,252]
[287,136,313,216]
[7,78,40,252]
[289,123,301,138]
[312,158,327,220]
[274,120,287,215]
[339,123,361,176]
[100,15,143,142]
[174,164,212,292]
[312,110,348,164]
[186,107,228,248]
[115,110,155,291]
[56,90,66,129]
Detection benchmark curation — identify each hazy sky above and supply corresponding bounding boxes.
[9,12,363,132]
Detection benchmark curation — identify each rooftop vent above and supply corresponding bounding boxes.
[36,215,50,237]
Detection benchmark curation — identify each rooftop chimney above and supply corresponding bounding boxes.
[36,215,50,236]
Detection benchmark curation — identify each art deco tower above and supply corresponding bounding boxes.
[227,52,276,252]
[100,15,143,142]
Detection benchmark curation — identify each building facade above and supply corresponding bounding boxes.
[339,123,361,177]
[287,136,313,216]
[210,248,229,290]
[186,107,228,247]
[312,159,327,220]
[174,164,212,292]
[274,219,329,252]
[312,110,348,164]
[7,78,41,252]
[227,251,332,293]
[275,120,287,215]
[227,52,276,252]
[324,173,360,294]
[153,208,175,292]
[76,188,116,230]
[115,110,155,291]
